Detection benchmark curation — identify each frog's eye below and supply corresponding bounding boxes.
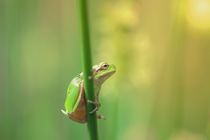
[98,63,109,71]
[103,64,109,67]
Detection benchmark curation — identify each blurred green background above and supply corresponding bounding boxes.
[1,0,210,140]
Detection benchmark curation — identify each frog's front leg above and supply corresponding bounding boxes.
[87,102,105,120]
[88,101,100,114]
[88,95,100,114]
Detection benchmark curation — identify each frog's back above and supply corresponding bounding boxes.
[64,76,87,123]
[68,86,87,123]
[64,76,82,114]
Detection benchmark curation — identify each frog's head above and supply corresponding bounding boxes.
[94,62,116,84]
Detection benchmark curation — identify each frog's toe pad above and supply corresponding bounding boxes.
[97,115,106,120]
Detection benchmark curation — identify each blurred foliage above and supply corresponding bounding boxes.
[0,0,210,140]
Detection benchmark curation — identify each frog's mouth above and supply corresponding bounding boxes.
[103,64,116,77]
[100,70,116,79]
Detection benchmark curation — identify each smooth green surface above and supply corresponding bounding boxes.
[64,77,81,114]
[77,0,98,140]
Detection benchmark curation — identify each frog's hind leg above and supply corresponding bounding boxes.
[61,110,69,117]
[61,109,73,119]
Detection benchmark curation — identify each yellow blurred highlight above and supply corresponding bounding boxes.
[169,130,206,140]
[122,125,156,140]
[186,0,210,30]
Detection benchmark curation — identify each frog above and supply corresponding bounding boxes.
[61,62,116,123]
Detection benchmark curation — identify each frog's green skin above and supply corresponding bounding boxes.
[61,62,116,123]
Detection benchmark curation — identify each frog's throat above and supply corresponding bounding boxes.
[96,71,115,82]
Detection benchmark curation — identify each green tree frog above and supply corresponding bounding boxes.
[61,62,116,123]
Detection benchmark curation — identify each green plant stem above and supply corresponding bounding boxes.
[77,0,98,140]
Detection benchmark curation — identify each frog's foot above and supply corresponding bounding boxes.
[87,100,101,106]
[61,109,69,117]
[88,100,101,114]
[97,114,106,120]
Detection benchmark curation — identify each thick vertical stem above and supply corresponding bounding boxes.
[77,0,98,140]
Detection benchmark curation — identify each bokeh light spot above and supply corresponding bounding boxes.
[186,0,210,30]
